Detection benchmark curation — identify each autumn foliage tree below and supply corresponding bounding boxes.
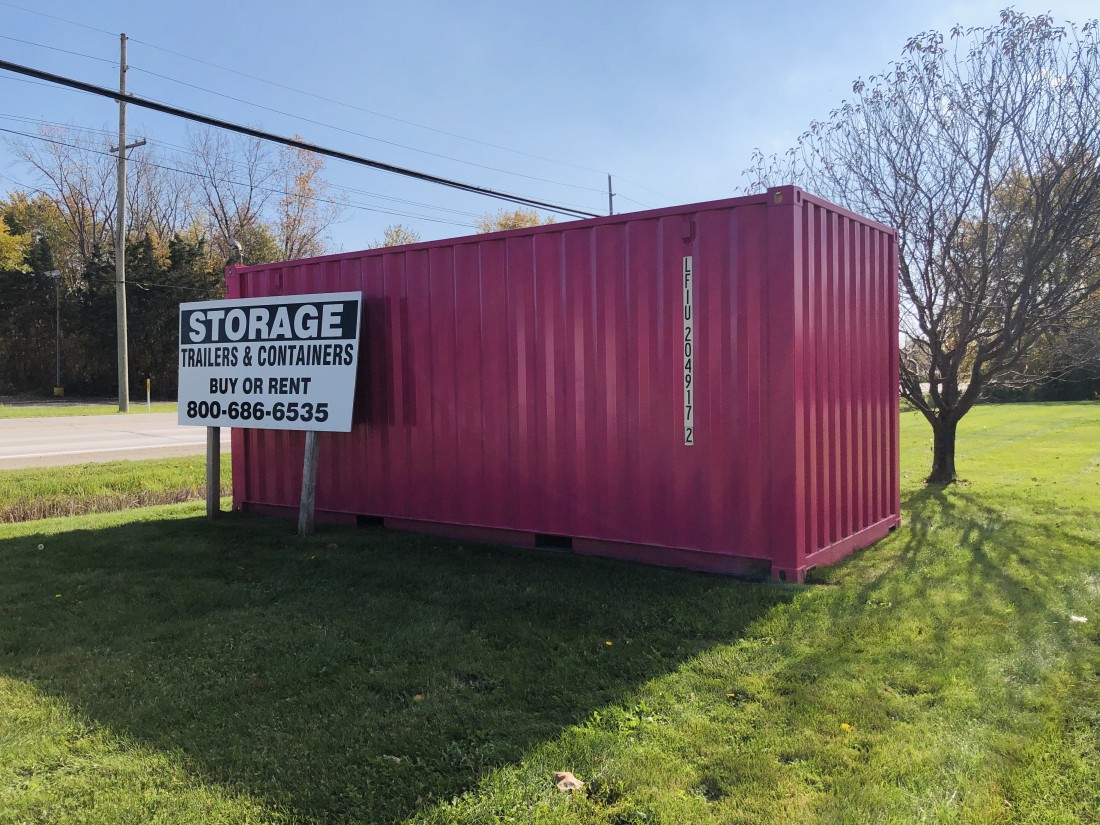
[0,219,29,271]
[747,10,1100,483]
[370,224,421,248]
[274,140,344,260]
[475,207,556,233]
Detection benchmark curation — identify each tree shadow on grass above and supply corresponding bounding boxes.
[792,480,1099,733]
[0,511,792,823]
[857,483,1096,633]
[679,485,1100,821]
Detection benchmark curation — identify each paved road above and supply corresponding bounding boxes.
[0,413,230,469]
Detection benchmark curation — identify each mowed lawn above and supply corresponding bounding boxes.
[0,403,1097,824]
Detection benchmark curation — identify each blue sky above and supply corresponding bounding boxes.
[2,0,1097,250]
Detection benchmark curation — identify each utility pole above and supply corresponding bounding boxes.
[113,33,129,412]
[607,173,614,216]
[110,34,145,413]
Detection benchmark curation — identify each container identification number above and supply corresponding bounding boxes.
[683,256,694,446]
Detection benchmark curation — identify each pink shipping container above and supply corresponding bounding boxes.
[228,185,900,581]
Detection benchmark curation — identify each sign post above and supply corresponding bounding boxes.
[297,430,320,536]
[177,291,362,528]
[206,426,220,519]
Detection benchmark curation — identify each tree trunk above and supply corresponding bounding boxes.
[928,417,959,484]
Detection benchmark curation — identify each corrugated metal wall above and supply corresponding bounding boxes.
[793,193,900,574]
[229,186,899,580]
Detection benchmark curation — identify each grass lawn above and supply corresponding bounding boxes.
[0,402,1097,823]
[0,402,178,418]
[0,455,231,523]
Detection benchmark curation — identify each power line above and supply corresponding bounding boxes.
[609,174,676,202]
[0,113,485,219]
[0,126,478,227]
[0,34,117,65]
[126,38,613,178]
[0,58,601,219]
[615,193,654,210]
[0,1,605,179]
[0,73,78,92]
[0,1,116,37]
[130,65,608,195]
[0,4,677,205]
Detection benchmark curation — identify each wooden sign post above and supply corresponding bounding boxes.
[297,430,319,536]
[206,425,220,519]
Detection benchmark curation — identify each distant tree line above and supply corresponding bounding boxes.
[0,126,348,398]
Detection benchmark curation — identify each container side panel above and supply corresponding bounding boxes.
[477,240,511,527]
[696,210,732,549]
[453,243,487,521]
[839,215,854,540]
[888,233,897,519]
[805,206,822,558]
[845,225,861,529]
[624,219,667,544]
[873,230,887,522]
[404,250,438,516]
[505,235,537,528]
[594,224,629,538]
[826,210,842,546]
[533,232,564,531]
[871,219,885,529]
[812,205,829,553]
[734,207,769,557]
[427,246,460,523]
[794,197,900,565]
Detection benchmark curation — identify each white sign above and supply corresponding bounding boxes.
[683,256,694,445]
[178,291,362,432]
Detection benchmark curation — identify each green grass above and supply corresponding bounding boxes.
[0,402,177,418]
[0,402,1097,824]
[0,455,231,523]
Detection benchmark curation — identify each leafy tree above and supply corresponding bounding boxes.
[185,128,274,264]
[0,220,29,272]
[68,244,121,395]
[370,224,421,248]
[125,233,218,396]
[475,207,556,233]
[233,222,283,266]
[747,10,1100,483]
[1,192,78,284]
[0,233,57,391]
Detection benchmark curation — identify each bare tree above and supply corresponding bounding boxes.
[7,126,198,276]
[747,10,1100,483]
[184,128,274,263]
[128,146,195,252]
[10,126,116,277]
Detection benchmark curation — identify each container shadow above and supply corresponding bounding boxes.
[0,511,792,823]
